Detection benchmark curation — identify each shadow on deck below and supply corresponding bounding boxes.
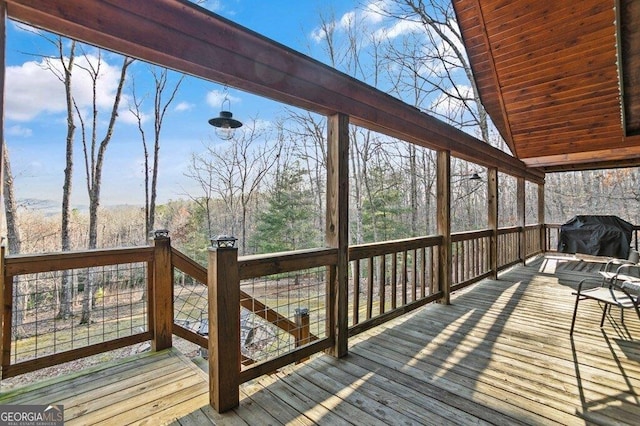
[1,255,638,425]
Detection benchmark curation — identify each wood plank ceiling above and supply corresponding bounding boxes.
[453,0,640,172]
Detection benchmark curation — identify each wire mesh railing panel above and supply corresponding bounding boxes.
[239,267,327,365]
[173,270,208,336]
[9,263,148,365]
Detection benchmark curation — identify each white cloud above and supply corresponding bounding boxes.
[310,24,331,43]
[174,101,194,112]
[6,125,33,137]
[5,54,132,122]
[206,90,241,109]
[118,98,144,125]
[6,60,66,121]
[362,0,390,24]
[248,118,272,132]
[375,19,423,41]
[429,84,473,117]
[339,11,356,30]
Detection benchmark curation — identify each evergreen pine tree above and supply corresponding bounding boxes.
[252,167,317,253]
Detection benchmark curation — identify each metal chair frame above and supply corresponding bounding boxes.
[570,261,640,335]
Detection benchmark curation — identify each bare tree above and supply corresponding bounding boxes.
[186,118,280,254]
[75,51,133,324]
[3,144,26,336]
[28,34,78,317]
[130,67,184,239]
[184,150,217,237]
[282,111,327,235]
[379,0,491,144]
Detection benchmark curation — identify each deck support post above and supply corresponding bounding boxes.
[208,243,240,412]
[538,183,546,252]
[488,168,498,279]
[326,113,349,358]
[437,150,451,304]
[517,177,526,264]
[152,231,173,351]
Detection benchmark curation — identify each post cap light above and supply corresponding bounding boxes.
[211,234,238,249]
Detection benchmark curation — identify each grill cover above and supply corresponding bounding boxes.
[558,215,633,259]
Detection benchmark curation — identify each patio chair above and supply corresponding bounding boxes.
[598,248,640,283]
[570,261,640,335]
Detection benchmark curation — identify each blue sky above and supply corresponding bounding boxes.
[4,1,455,211]
[4,1,371,210]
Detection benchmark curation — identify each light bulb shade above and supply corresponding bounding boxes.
[208,110,242,140]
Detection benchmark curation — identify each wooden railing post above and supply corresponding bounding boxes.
[538,183,546,252]
[326,113,349,358]
[208,237,240,413]
[517,177,526,264]
[152,230,173,351]
[437,150,451,304]
[488,168,498,279]
[295,307,310,363]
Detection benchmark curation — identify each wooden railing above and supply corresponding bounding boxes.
[169,247,317,366]
[0,245,155,378]
[545,224,561,253]
[235,248,337,383]
[451,230,492,291]
[524,224,543,258]
[0,224,561,410]
[347,236,442,336]
[497,226,521,271]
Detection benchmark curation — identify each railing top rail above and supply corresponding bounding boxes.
[238,247,338,280]
[451,229,492,242]
[496,226,520,235]
[523,224,543,230]
[4,246,154,276]
[171,247,207,284]
[349,235,442,260]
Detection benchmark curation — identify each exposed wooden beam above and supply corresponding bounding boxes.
[4,0,543,183]
[523,137,640,169]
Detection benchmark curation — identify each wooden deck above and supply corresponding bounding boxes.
[1,255,639,425]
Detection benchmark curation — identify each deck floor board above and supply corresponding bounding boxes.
[1,255,639,425]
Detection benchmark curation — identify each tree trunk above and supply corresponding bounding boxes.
[80,55,133,325]
[59,39,76,319]
[3,144,25,336]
